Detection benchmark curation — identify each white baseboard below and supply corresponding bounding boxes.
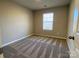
[1,34,33,48]
[35,34,66,40]
[1,33,66,48]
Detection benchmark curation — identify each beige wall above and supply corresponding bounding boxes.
[0,26,2,48]
[0,1,34,45]
[34,6,68,38]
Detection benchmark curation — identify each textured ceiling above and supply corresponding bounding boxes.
[12,0,70,10]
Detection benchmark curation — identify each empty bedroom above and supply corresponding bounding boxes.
[0,0,79,58]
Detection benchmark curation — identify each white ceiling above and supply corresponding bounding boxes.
[12,0,70,10]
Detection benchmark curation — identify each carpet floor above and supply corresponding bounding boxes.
[3,35,70,58]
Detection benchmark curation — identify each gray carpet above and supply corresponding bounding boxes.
[3,35,70,58]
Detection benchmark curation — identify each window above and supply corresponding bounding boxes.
[43,13,54,30]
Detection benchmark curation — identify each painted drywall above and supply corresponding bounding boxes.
[0,1,34,45]
[0,9,2,48]
[34,6,68,38]
[0,26,2,48]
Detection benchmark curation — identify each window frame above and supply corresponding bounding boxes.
[43,12,54,31]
